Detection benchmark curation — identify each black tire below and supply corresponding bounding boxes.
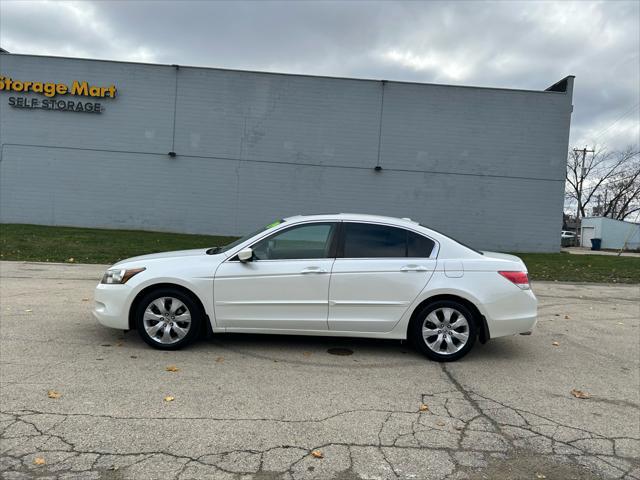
[135,287,202,350]
[409,300,477,362]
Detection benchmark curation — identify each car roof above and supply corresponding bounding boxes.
[283,213,420,226]
[273,213,482,259]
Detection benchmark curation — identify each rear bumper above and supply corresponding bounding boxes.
[93,283,131,330]
[488,313,537,338]
[483,288,538,338]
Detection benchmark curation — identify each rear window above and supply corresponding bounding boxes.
[419,224,483,255]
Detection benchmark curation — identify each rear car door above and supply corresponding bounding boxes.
[214,222,337,331]
[328,222,436,332]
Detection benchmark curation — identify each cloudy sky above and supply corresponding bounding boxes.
[1,0,638,151]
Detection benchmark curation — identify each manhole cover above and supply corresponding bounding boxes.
[327,347,354,356]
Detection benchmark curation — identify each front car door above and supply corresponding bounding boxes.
[214,222,337,331]
[328,222,436,333]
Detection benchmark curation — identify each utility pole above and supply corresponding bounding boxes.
[573,147,595,176]
[573,147,595,217]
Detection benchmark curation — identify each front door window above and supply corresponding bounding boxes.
[252,223,336,260]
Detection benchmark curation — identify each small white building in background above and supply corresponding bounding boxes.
[580,217,640,250]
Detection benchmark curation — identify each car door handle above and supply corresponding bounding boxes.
[400,265,429,272]
[301,267,328,274]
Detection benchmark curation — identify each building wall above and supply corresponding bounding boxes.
[0,54,574,252]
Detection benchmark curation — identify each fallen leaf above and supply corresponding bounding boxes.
[215,356,224,363]
[47,390,61,399]
[570,389,590,399]
[552,341,560,346]
[436,420,445,426]
[311,450,323,458]
[164,396,175,402]
[165,365,179,372]
[419,404,429,412]
[564,315,570,319]
[33,457,46,465]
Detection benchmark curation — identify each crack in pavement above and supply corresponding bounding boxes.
[2,380,639,480]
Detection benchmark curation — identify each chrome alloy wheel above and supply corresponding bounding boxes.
[143,297,192,345]
[422,307,470,355]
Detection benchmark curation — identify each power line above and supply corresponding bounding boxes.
[592,102,640,142]
[593,124,640,146]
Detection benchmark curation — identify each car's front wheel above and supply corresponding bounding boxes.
[135,288,202,350]
[409,300,477,362]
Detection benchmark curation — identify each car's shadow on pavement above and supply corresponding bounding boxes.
[200,331,530,366]
[94,322,530,365]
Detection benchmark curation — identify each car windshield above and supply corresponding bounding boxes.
[209,219,285,254]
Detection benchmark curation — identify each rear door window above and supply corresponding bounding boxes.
[342,223,434,258]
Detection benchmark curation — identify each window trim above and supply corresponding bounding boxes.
[227,221,339,262]
[336,221,439,260]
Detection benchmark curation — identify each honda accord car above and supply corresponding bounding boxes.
[93,214,537,361]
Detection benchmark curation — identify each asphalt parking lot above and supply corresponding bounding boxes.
[1,261,639,480]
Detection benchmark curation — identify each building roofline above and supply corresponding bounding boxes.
[582,216,640,225]
[0,51,573,96]
[545,75,575,93]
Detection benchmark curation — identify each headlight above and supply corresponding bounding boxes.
[101,267,146,284]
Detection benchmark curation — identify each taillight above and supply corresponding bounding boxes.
[498,271,530,290]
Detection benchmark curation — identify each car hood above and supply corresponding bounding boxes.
[113,248,209,266]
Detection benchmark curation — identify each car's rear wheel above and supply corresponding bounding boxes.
[409,300,477,362]
[135,288,202,350]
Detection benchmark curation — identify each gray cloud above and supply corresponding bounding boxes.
[1,0,638,151]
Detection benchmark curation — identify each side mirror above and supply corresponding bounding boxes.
[238,247,253,262]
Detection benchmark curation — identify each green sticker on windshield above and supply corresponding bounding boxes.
[265,220,281,229]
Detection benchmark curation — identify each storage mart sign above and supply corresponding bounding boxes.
[0,75,116,113]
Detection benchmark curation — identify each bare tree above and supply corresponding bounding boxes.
[600,152,640,220]
[565,146,639,219]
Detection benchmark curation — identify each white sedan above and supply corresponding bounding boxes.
[94,214,537,361]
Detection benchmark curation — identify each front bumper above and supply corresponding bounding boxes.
[93,283,131,329]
